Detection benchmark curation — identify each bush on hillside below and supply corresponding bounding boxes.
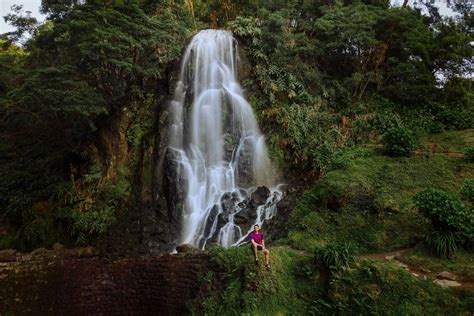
[460,179,474,204]
[414,188,474,258]
[435,110,473,131]
[311,260,474,315]
[464,147,474,163]
[382,127,417,157]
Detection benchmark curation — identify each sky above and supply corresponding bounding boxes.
[0,0,44,34]
[0,0,461,35]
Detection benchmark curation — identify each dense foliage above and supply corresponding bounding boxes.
[1,0,473,313]
[415,188,474,258]
[382,127,417,157]
[201,246,474,315]
[1,1,195,248]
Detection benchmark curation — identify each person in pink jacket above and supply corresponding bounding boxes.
[249,224,271,269]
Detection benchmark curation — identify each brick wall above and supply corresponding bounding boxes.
[0,253,212,315]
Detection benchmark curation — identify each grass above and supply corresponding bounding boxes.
[398,246,474,281]
[197,245,474,316]
[199,246,315,315]
[420,129,474,153]
[319,259,474,315]
[195,131,474,315]
[287,130,474,254]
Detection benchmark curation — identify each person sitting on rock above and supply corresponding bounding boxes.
[250,224,270,269]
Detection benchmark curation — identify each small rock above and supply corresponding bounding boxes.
[433,279,461,288]
[411,272,419,277]
[394,260,408,269]
[30,248,51,260]
[421,268,431,273]
[385,255,395,261]
[437,271,457,281]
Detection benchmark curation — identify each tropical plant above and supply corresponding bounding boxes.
[382,127,417,157]
[414,188,474,257]
[424,230,458,259]
[314,242,357,271]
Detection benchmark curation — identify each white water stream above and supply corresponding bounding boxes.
[168,29,281,249]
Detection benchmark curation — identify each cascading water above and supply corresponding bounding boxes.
[168,29,282,249]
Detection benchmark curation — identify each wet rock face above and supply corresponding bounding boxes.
[212,186,273,245]
[250,186,271,207]
[0,253,213,315]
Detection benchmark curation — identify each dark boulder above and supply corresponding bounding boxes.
[250,186,270,207]
[234,207,257,225]
[220,192,235,213]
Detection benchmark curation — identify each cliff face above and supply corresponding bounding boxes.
[0,252,212,315]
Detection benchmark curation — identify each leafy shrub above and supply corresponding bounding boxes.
[278,104,343,175]
[414,188,474,257]
[15,212,58,250]
[464,147,474,163]
[460,179,474,204]
[435,110,473,130]
[426,120,445,134]
[414,188,472,233]
[382,127,417,157]
[228,16,262,38]
[71,207,117,245]
[314,242,356,272]
[424,230,458,259]
[368,110,403,136]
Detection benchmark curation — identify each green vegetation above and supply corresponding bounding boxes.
[1,0,473,313]
[465,147,474,162]
[200,246,314,315]
[399,246,474,281]
[382,127,417,157]
[201,246,474,315]
[317,260,474,315]
[1,0,472,249]
[287,131,474,254]
[414,188,473,258]
[460,179,474,203]
[1,2,195,249]
[314,242,356,272]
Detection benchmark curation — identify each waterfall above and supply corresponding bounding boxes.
[168,29,282,249]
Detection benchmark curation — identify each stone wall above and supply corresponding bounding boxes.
[0,253,212,315]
